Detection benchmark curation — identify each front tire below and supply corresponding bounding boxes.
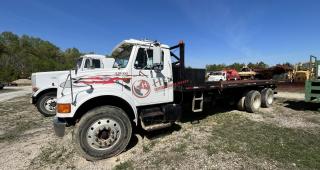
[36,92,57,117]
[74,106,132,161]
[245,90,261,113]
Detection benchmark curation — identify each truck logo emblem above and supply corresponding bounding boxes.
[132,80,151,98]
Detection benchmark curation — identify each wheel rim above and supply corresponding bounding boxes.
[86,118,121,151]
[44,97,57,112]
[267,92,274,104]
[253,95,261,109]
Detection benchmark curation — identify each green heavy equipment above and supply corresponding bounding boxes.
[305,55,320,102]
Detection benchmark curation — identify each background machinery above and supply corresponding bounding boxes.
[305,55,320,102]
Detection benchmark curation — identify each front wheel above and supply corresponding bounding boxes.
[36,92,57,117]
[74,106,132,161]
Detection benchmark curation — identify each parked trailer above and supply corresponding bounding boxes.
[53,39,276,160]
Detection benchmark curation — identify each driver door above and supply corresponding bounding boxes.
[131,46,170,106]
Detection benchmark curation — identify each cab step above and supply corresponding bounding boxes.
[139,105,181,131]
[141,121,173,131]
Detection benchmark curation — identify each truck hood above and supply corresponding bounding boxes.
[32,70,71,76]
[57,69,128,98]
[31,70,73,90]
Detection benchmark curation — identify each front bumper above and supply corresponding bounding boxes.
[53,117,66,137]
[30,96,36,104]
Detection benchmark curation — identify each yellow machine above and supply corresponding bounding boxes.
[293,70,310,82]
[293,63,310,82]
[238,66,257,80]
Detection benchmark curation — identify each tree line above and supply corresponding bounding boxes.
[205,61,295,72]
[0,31,84,82]
[0,31,294,82]
[206,61,270,72]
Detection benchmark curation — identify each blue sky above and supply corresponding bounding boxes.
[0,0,319,68]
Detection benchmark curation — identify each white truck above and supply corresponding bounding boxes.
[31,54,115,116]
[53,39,276,160]
[207,71,227,82]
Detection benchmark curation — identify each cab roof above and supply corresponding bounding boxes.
[81,54,106,59]
[112,39,170,53]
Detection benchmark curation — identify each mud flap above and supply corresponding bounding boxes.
[53,117,66,137]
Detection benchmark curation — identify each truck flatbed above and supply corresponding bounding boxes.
[175,79,276,92]
[172,67,276,92]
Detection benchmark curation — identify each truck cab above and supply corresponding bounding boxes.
[76,54,115,72]
[54,39,180,160]
[55,39,174,120]
[31,54,114,117]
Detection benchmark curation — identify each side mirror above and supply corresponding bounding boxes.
[153,46,162,65]
[153,46,162,73]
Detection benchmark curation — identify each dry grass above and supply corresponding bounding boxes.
[0,94,319,169]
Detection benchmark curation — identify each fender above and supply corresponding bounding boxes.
[33,87,57,97]
[32,87,57,104]
[57,87,138,125]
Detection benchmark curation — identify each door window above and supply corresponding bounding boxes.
[92,59,101,68]
[84,59,91,68]
[134,48,164,70]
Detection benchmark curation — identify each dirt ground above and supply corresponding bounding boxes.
[0,87,319,170]
[276,82,305,93]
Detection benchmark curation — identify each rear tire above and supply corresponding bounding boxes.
[245,90,261,113]
[261,88,274,108]
[237,96,246,111]
[36,92,56,117]
[74,106,132,161]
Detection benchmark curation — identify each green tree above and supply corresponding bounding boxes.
[0,31,83,82]
[206,64,227,71]
[227,62,245,71]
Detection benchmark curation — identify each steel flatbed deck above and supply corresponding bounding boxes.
[174,79,276,92]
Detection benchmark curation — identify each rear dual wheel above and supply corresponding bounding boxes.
[245,90,261,113]
[261,88,274,108]
[237,95,246,111]
[240,88,274,113]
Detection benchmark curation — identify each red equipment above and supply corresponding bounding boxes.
[225,69,241,80]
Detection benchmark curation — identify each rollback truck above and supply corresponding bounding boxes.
[54,39,276,160]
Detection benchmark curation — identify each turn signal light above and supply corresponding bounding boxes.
[57,103,71,113]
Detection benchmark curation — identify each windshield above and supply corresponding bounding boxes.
[76,58,83,69]
[111,44,133,68]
